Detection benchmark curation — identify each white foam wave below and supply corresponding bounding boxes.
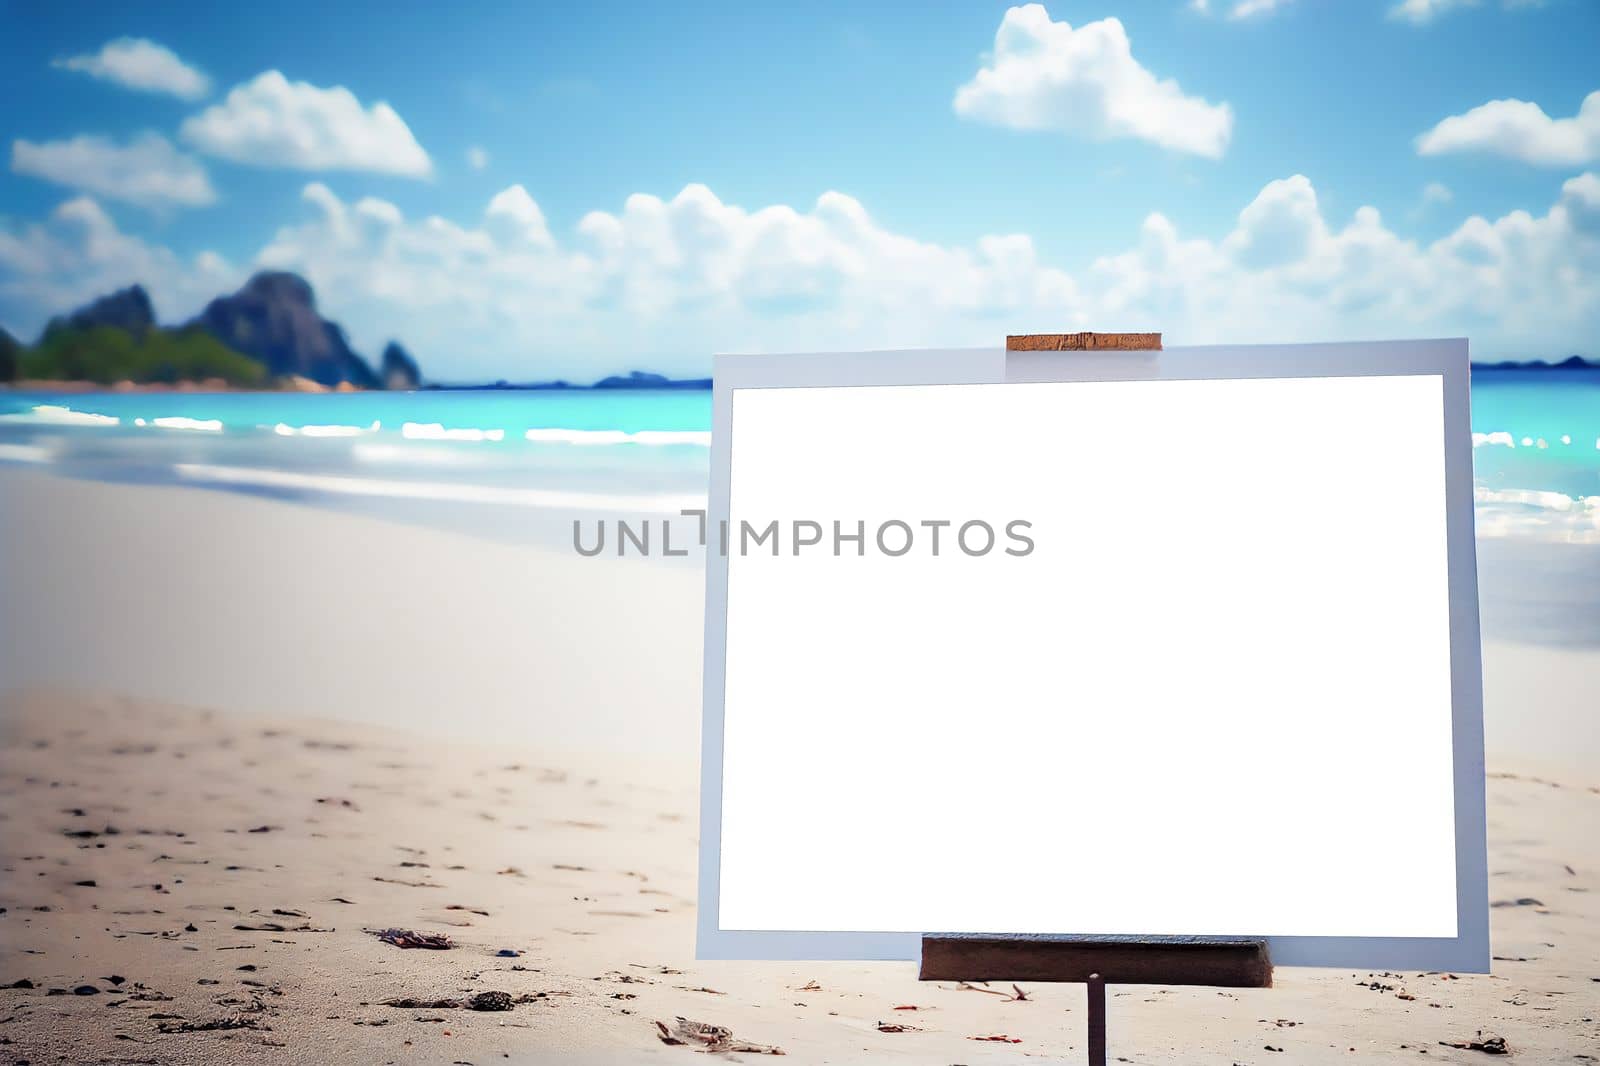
[1475,487,1600,543]
[0,404,120,427]
[275,421,380,438]
[172,462,703,514]
[402,422,505,442]
[351,442,478,466]
[1476,487,1586,511]
[152,416,223,432]
[524,428,711,446]
[1472,430,1596,450]
[0,443,54,463]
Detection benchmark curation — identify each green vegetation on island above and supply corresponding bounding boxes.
[0,327,19,383]
[21,324,267,387]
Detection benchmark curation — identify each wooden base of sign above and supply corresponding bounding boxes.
[919,936,1272,1066]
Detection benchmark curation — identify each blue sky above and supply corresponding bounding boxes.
[2,0,1597,379]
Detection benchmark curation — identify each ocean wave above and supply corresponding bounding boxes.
[0,442,55,463]
[275,421,380,437]
[524,428,711,446]
[1475,487,1600,543]
[171,462,703,514]
[151,416,223,432]
[1474,429,1599,450]
[402,422,505,442]
[0,404,119,427]
[351,442,480,466]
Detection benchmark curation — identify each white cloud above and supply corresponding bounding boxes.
[353,195,402,227]
[1390,0,1544,24]
[53,37,210,100]
[484,184,552,246]
[4,175,1595,373]
[1228,0,1293,18]
[11,134,216,210]
[179,71,432,178]
[0,198,236,337]
[250,181,1081,378]
[954,5,1232,158]
[1417,91,1600,166]
[258,174,1596,377]
[1090,172,1598,357]
[1390,0,1468,21]
[1189,0,1294,20]
[1423,181,1453,205]
[467,145,490,170]
[1219,174,1322,268]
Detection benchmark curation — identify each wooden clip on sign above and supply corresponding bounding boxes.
[1006,331,1162,351]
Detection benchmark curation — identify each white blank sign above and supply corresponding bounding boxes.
[700,343,1487,970]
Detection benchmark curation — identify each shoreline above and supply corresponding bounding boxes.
[7,358,1592,397]
[2,377,715,395]
[3,465,1597,774]
[3,376,366,394]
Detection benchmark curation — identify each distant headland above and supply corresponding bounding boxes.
[1469,355,1598,372]
[2,281,1590,391]
[0,273,710,393]
[421,370,712,392]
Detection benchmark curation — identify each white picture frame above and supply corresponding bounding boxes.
[697,340,1488,972]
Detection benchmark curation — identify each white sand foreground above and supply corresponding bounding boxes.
[2,691,1595,1065]
[1,467,1597,1063]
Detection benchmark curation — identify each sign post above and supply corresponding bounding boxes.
[914,332,1275,1066]
[919,935,1273,1066]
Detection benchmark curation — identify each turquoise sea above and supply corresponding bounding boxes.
[3,371,1597,521]
[2,370,1597,644]
[0,388,715,527]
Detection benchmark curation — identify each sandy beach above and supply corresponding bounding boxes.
[2,469,1598,1064]
[0,468,705,766]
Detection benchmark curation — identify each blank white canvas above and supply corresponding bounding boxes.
[718,375,1458,939]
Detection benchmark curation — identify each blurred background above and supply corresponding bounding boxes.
[1,2,1597,1061]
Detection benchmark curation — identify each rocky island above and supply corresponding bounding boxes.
[1,272,419,392]
[2,273,713,392]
